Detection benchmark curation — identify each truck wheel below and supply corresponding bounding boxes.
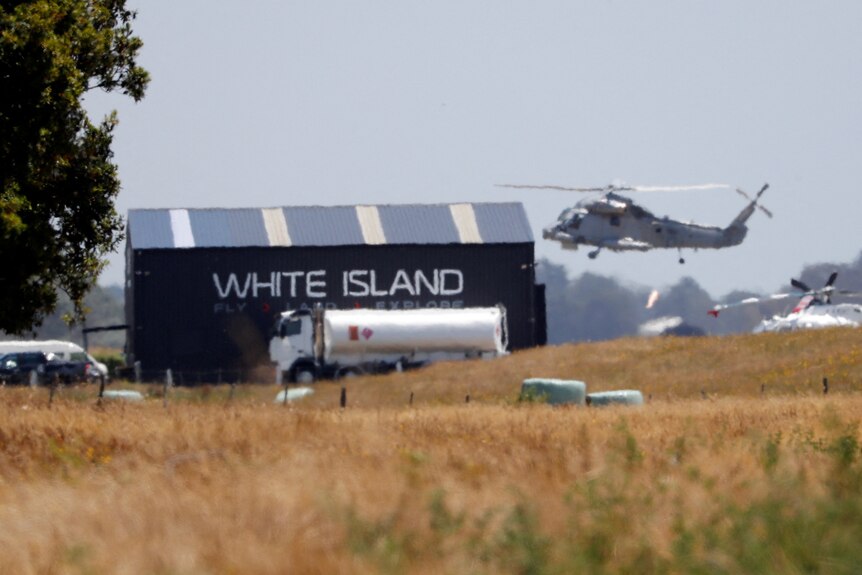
[294,369,315,384]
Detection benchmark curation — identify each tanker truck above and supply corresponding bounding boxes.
[269,306,508,383]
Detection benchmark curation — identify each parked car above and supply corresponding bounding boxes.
[0,340,109,379]
[0,351,93,384]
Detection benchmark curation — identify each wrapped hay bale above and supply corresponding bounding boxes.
[101,390,144,402]
[275,387,315,403]
[586,390,644,407]
[520,378,586,406]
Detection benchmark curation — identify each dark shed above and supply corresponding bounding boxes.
[126,202,545,381]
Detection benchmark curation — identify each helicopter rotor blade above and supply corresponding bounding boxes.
[629,183,730,192]
[497,182,730,193]
[708,292,796,316]
[711,270,859,319]
[791,278,812,292]
[495,184,612,192]
[819,272,839,304]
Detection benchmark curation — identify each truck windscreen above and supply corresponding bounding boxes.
[280,319,302,338]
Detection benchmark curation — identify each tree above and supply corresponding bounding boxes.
[537,260,646,343]
[0,283,125,347]
[0,0,148,333]
[566,273,643,341]
[536,259,574,343]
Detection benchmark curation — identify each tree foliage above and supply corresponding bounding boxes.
[538,261,647,343]
[0,0,148,333]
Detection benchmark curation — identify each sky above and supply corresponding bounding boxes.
[84,1,862,298]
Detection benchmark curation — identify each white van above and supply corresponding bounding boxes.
[0,340,109,379]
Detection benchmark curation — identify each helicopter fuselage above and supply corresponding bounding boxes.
[754,303,862,333]
[542,193,747,253]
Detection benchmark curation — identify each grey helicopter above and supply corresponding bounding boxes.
[499,182,771,263]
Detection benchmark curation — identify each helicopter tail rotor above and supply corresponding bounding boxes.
[735,183,773,218]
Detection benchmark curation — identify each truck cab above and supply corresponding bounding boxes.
[270,310,317,383]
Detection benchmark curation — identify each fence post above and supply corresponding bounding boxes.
[48,374,58,408]
[29,369,38,388]
[823,377,829,395]
[96,373,106,406]
[340,386,347,409]
[465,394,470,404]
[164,368,173,408]
[409,391,414,406]
[134,361,142,384]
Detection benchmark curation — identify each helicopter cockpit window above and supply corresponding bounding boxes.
[559,209,583,229]
[610,215,621,227]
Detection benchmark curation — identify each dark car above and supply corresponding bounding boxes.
[0,351,92,384]
[0,352,48,384]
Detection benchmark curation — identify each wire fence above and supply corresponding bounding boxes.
[114,362,275,386]
[0,369,846,411]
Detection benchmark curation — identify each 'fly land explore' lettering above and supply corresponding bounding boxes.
[212,269,464,299]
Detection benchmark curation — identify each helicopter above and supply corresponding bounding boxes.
[708,272,862,333]
[498,182,771,263]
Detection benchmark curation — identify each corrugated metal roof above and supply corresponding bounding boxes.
[377,204,460,244]
[129,210,174,249]
[127,202,533,249]
[283,206,365,247]
[190,208,269,247]
[473,203,535,244]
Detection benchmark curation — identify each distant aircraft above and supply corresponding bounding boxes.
[498,182,770,263]
[708,272,862,333]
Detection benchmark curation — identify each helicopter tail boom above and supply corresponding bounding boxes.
[728,183,770,229]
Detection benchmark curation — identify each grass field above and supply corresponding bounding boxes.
[1,328,862,573]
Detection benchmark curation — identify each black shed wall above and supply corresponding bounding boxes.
[127,243,538,379]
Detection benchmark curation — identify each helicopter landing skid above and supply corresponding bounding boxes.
[678,249,685,264]
[588,248,601,260]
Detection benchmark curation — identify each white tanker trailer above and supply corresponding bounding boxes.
[269,306,508,383]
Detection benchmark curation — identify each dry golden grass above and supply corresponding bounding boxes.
[0,328,861,573]
[294,326,862,408]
